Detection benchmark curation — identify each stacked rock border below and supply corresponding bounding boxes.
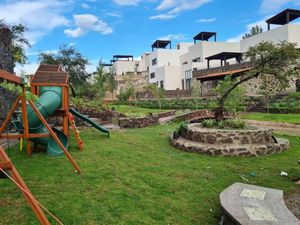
[170,123,289,157]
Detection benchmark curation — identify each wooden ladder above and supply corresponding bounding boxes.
[68,113,83,151]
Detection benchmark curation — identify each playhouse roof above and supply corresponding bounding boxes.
[31,64,68,85]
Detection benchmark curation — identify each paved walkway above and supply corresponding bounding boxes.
[246,120,300,136]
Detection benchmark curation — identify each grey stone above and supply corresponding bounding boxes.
[220,182,300,225]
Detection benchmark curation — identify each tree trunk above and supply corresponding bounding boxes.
[69,84,76,97]
[215,72,259,121]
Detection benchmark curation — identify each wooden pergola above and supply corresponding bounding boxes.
[205,52,243,68]
[266,8,300,30]
[151,40,171,51]
[193,31,217,44]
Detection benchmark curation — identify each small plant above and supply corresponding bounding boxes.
[226,119,246,129]
[201,119,216,128]
[201,118,246,129]
[173,121,188,139]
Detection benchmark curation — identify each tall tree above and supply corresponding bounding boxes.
[191,80,201,110]
[242,25,263,39]
[39,45,90,96]
[215,41,300,121]
[145,83,165,110]
[105,69,116,101]
[0,20,31,66]
[93,61,109,103]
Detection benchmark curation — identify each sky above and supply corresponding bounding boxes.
[1,0,299,74]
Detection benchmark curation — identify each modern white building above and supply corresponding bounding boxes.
[110,8,300,94]
[180,32,240,90]
[148,40,193,90]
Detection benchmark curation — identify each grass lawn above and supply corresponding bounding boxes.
[0,124,299,225]
[240,112,300,124]
[109,104,169,117]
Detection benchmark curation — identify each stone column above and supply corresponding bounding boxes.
[0,27,14,73]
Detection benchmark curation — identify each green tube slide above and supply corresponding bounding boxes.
[24,86,67,156]
[69,108,109,136]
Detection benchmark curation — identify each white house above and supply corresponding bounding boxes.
[180,32,240,90]
[148,40,193,90]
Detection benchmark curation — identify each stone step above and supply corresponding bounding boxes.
[170,136,289,157]
[220,182,300,225]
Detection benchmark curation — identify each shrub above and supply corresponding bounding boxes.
[226,119,246,129]
[202,119,216,128]
[201,119,246,129]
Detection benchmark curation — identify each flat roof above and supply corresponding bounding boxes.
[193,32,216,41]
[151,40,171,49]
[113,55,133,58]
[266,8,300,25]
[205,52,242,61]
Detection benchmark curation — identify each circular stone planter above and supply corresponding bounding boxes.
[170,123,289,157]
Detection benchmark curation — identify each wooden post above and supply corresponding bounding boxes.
[28,100,81,174]
[0,146,51,225]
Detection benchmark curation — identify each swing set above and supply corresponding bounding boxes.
[0,65,88,224]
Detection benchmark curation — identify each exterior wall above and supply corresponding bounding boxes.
[164,66,182,90]
[113,60,137,75]
[180,41,240,90]
[149,43,193,89]
[240,24,300,52]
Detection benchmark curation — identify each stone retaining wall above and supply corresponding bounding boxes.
[170,123,289,157]
[137,90,192,99]
[182,124,275,145]
[118,111,175,129]
[171,110,230,122]
[119,115,158,128]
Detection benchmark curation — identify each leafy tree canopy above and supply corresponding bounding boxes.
[0,20,31,66]
[215,41,300,121]
[242,25,263,39]
[39,45,90,96]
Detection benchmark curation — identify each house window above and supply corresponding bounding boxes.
[152,58,157,65]
[186,78,192,90]
[182,79,185,90]
[150,72,155,79]
[160,80,164,89]
[182,61,188,65]
[185,70,192,79]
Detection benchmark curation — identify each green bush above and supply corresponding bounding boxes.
[201,119,215,128]
[201,119,246,129]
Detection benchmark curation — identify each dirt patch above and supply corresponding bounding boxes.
[284,188,300,220]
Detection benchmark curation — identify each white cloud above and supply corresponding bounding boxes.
[196,17,216,23]
[81,3,90,9]
[64,14,113,38]
[260,0,297,14]
[113,0,139,6]
[149,14,177,20]
[105,12,122,18]
[0,0,70,45]
[159,33,187,41]
[150,0,212,20]
[15,62,39,75]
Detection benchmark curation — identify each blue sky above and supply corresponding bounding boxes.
[0,0,299,74]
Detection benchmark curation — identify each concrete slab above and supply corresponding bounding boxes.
[220,182,300,225]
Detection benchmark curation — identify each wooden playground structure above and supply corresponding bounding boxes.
[0,65,86,225]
